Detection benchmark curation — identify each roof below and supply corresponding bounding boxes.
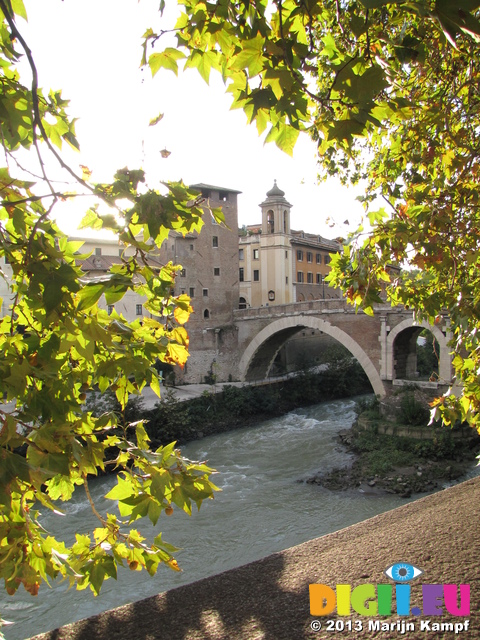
[190,183,242,195]
[290,230,341,251]
[78,255,163,272]
[266,180,285,197]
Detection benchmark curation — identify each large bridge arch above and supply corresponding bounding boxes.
[238,316,386,397]
[385,318,452,383]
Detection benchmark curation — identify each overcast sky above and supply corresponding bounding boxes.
[21,0,365,238]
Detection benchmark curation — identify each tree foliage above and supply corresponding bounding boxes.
[149,0,480,429]
[2,0,480,617]
[0,0,222,603]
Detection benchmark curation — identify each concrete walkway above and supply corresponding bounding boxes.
[138,377,291,409]
[140,381,245,408]
[31,476,480,640]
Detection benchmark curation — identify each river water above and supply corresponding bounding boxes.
[1,396,475,639]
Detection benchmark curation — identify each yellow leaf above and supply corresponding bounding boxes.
[80,164,92,181]
[167,558,181,572]
[166,343,189,368]
[170,326,189,347]
[174,305,191,325]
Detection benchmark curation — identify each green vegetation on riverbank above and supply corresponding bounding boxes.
[142,356,371,447]
[311,393,480,497]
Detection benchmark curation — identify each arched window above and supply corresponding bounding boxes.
[239,297,247,309]
[267,210,274,233]
[204,309,210,319]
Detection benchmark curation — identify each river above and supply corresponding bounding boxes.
[1,395,474,639]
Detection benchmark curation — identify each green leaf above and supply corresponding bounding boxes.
[149,49,185,77]
[135,422,150,449]
[76,283,104,311]
[105,475,135,502]
[11,0,28,20]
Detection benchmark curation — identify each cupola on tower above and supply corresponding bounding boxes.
[261,180,292,235]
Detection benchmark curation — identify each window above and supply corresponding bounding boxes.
[136,304,143,316]
[239,267,244,282]
[253,270,260,282]
[316,253,321,264]
[253,248,259,260]
[189,287,195,297]
[307,252,313,263]
[218,191,228,202]
[95,247,102,256]
[203,309,210,319]
[239,297,247,309]
[107,305,114,315]
[202,288,208,297]
[180,268,186,277]
[214,267,220,276]
[267,210,274,233]
[297,250,303,261]
[307,272,313,284]
[212,236,218,248]
[239,248,244,260]
[324,255,331,265]
[285,251,288,259]
[286,277,288,284]
[190,244,194,251]
[297,271,304,283]
[316,273,323,284]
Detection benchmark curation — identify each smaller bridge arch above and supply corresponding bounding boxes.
[238,316,386,396]
[384,318,452,383]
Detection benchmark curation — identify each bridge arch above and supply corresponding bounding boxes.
[238,316,386,396]
[385,318,451,383]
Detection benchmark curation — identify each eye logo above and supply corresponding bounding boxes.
[385,562,423,583]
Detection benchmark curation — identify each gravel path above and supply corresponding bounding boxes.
[31,477,480,640]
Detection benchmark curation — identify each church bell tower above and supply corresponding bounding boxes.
[259,181,294,305]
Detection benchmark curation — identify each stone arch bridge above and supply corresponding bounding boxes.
[232,299,453,397]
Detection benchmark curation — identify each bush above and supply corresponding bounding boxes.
[399,392,431,426]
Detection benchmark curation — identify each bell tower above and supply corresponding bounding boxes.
[258,181,294,305]
[261,180,292,235]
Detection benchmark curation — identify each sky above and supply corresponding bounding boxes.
[21,0,365,238]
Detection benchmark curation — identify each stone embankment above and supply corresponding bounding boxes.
[31,476,480,640]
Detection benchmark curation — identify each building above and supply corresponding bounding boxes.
[0,182,343,384]
[238,182,341,309]
[157,183,242,383]
[74,237,150,322]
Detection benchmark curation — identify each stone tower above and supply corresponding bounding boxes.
[159,183,242,383]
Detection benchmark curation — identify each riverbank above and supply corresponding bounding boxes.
[31,475,480,640]
[305,392,480,497]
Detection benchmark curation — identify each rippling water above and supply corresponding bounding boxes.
[2,396,476,639]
